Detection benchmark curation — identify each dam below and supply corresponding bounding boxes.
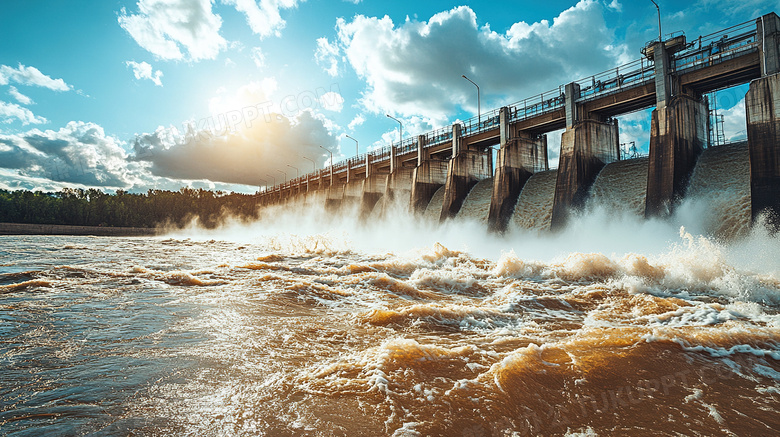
[259,13,780,234]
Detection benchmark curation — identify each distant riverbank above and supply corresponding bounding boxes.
[0,222,161,237]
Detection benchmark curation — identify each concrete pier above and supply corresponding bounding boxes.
[325,183,344,211]
[440,124,493,221]
[360,154,387,218]
[747,73,780,228]
[746,14,780,229]
[487,107,548,232]
[410,161,448,214]
[644,95,708,217]
[550,119,620,230]
[410,133,450,214]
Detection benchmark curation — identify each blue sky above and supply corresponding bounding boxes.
[0,0,775,193]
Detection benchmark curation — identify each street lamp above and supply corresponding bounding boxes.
[650,0,662,42]
[345,134,359,157]
[286,164,299,178]
[461,74,480,126]
[258,177,267,192]
[266,173,275,186]
[302,156,315,171]
[276,169,287,183]
[318,145,333,166]
[385,114,403,147]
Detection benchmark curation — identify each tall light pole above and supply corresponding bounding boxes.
[266,173,275,186]
[650,0,662,42]
[462,74,480,126]
[286,164,299,178]
[302,156,315,171]
[385,114,403,147]
[276,169,287,183]
[345,134,359,157]
[258,177,267,192]
[318,145,333,166]
[319,145,334,187]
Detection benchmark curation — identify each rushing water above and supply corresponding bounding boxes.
[2,144,780,436]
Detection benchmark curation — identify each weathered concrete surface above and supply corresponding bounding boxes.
[746,73,780,229]
[384,167,413,206]
[440,150,493,221]
[551,119,619,231]
[758,13,780,76]
[645,95,707,218]
[342,180,363,211]
[410,160,449,214]
[487,109,549,232]
[360,172,388,219]
[325,183,345,212]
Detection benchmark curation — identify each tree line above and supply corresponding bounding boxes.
[0,187,260,229]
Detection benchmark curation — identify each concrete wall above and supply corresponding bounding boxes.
[360,172,388,219]
[488,134,548,233]
[746,73,780,228]
[551,119,619,230]
[644,95,708,218]
[440,150,493,221]
[410,160,449,214]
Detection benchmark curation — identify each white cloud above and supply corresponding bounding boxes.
[607,0,622,12]
[319,1,627,123]
[8,86,33,105]
[133,109,338,186]
[118,0,228,61]
[719,98,747,142]
[315,37,341,77]
[250,46,265,68]
[0,64,71,91]
[347,113,365,131]
[126,61,164,86]
[222,0,300,38]
[0,101,47,125]
[0,121,144,188]
[319,91,344,112]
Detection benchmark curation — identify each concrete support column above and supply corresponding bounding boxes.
[746,73,780,229]
[417,134,430,166]
[644,95,708,218]
[488,107,549,232]
[565,82,581,128]
[551,119,620,231]
[440,123,493,221]
[360,154,387,219]
[758,13,780,77]
[410,136,449,215]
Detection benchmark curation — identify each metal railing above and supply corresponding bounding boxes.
[672,20,757,72]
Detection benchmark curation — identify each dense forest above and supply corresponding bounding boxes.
[0,188,260,229]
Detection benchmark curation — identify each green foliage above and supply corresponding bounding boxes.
[0,188,260,229]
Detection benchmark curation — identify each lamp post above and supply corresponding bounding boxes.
[345,134,359,157]
[286,164,299,178]
[319,145,334,187]
[650,0,662,42]
[462,74,480,126]
[302,156,315,171]
[266,174,275,186]
[276,169,287,183]
[258,177,267,193]
[318,145,333,166]
[385,114,403,147]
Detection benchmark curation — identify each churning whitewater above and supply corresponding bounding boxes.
[2,143,780,436]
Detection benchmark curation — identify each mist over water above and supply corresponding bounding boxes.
[2,142,779,436]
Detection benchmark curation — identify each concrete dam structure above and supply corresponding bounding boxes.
[259,13,780,233]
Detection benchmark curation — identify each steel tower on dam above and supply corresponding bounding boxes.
[259,12,780,232]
